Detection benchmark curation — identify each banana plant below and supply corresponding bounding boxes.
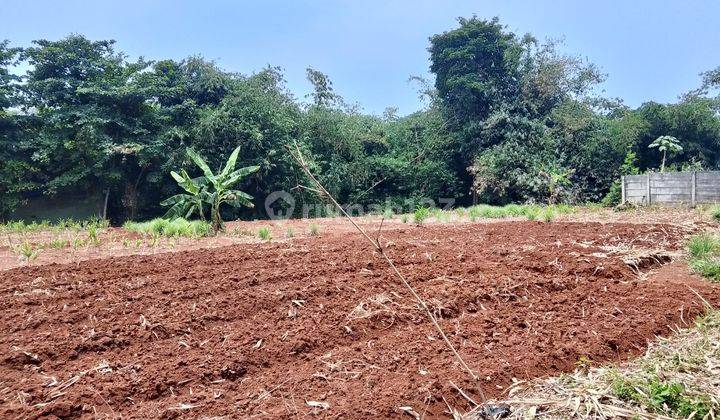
[163,146,259,232]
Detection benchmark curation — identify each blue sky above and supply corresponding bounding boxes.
[2,0,719,115]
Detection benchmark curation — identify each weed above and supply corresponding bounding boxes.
[135,239,142,248]
[413,206,431,225]
[285,227,294,238]
[712,205,720,221]
[401,214,409,223]
[258,227,272,241]
[308,224,320,236]
[122,238,130,248]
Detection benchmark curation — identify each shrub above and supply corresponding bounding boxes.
[258,227,272,241]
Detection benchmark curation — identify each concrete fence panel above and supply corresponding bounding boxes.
[623,171,720,206]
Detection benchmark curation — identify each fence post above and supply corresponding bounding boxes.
[691,171,697,208]
[621,176,626,205]
[646,173,652,206]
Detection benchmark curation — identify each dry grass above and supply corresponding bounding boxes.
[460,304,719,419]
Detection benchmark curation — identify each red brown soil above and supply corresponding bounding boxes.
[1,221,718,419]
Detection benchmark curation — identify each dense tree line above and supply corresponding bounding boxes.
[1,18,719,222]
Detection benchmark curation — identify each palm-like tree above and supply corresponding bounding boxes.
[648,135,682,173]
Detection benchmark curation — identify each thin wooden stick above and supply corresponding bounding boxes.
[287,141,485,401]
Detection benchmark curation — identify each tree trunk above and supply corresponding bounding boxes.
[661,151,666,173]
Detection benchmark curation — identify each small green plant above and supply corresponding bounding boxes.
[401,214,409,223]
[48,238,67,249]
[382,208,394,219]
[87,225,101,246]
[135,239,142,248]
[308,224,320,236]
[258,227,272,241]
[541,207,556,222]
[285,227,294,238]
[71,237,85,249]
[413,206,431,225]
[122,238,130,248]
[524,206,541,221]
[14,240,38,262]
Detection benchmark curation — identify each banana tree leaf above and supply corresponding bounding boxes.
[186,148,216,183]
[219,146,241,181]
[170,170,201,194]
[162,200,193,219]
[221,165,260,189]
[160,193,191,207]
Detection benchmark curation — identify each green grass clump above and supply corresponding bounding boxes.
[401,214,409,223]
[687,234,720,282]
[123,218,211,238]
[413,206,431,225]
[285,227,294,238]
[258,227,272,241]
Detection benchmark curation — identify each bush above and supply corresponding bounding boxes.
[124,218,211,238]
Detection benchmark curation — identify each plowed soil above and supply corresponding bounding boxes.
[2,221,718,419]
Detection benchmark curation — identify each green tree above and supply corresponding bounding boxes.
[649,135,682,172]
